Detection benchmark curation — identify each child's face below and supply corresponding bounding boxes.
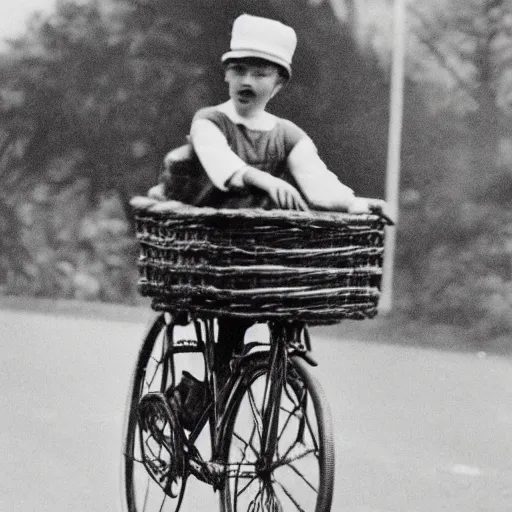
[224,59,284,116]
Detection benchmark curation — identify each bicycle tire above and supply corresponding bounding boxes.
[218,353,335,512]
[122,313,188,512]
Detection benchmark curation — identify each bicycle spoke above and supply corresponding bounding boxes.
[232,413,260,510]
[247,387,264,443]
[275,480,306,512]
[158,493,167,512]
[287,461,319,493]
[233,430,258,458]
[234,430,253,512]
[247,482,264,512]
[236,474,258,498]
[146,356,162,390]
[142,479,150,512]
[144,326,172,393]
[274,379,305,463]
[276,402,301,455]
[273,447,317,468]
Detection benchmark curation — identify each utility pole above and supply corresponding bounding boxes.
[380,0,407,313]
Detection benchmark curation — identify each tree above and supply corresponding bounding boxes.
[0,2,143,298]
[409,0,512,194]
[393,0,512,337]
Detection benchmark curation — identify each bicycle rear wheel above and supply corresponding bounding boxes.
[122,313,187,512]
[219,354,335,512]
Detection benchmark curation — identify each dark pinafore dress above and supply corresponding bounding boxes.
[161,107,306,208]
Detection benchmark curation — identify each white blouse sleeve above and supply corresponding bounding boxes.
[189,119,247,191]
[287,137,356,210]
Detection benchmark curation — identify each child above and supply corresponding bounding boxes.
[151,14,386,428]
[151,14,383,215]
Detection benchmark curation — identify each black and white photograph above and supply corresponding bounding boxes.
[1,1,511,511]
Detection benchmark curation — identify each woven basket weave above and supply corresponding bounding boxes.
[132,196,387,324]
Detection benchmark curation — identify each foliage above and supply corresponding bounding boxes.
[2,163,138,302]
[0,2,140,301]
[392,0,512,342]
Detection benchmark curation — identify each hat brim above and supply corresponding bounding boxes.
[221,50,291,78]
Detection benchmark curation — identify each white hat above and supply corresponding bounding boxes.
[221,14,297,78]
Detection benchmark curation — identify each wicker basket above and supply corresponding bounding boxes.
[131,196,388,324]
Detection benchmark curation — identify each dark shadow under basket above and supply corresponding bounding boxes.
[131,196,387,324]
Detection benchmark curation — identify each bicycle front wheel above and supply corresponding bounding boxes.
[219,355,335,512]
[122,313,187,512]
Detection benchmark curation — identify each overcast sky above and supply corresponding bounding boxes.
[0,0,56,48]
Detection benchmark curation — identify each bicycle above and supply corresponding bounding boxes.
[122,197,389,512]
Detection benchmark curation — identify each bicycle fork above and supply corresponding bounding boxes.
[258,322,294,477]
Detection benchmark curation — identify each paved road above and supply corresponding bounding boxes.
[1,306,511,511]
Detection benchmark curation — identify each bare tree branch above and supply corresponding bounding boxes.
[414,34,477,100]
[409,4,477,100]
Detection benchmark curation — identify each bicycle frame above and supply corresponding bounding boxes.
[159,313,315,490]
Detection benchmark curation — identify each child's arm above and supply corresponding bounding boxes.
[239,167,308,211]
[191,119,308,210]
[287,136,385,213]
[190,119,248,191]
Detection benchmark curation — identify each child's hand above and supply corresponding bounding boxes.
[348,197,392,221]
[267,179,309,211]
[347,197,373,214]
[241,167,309,211]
